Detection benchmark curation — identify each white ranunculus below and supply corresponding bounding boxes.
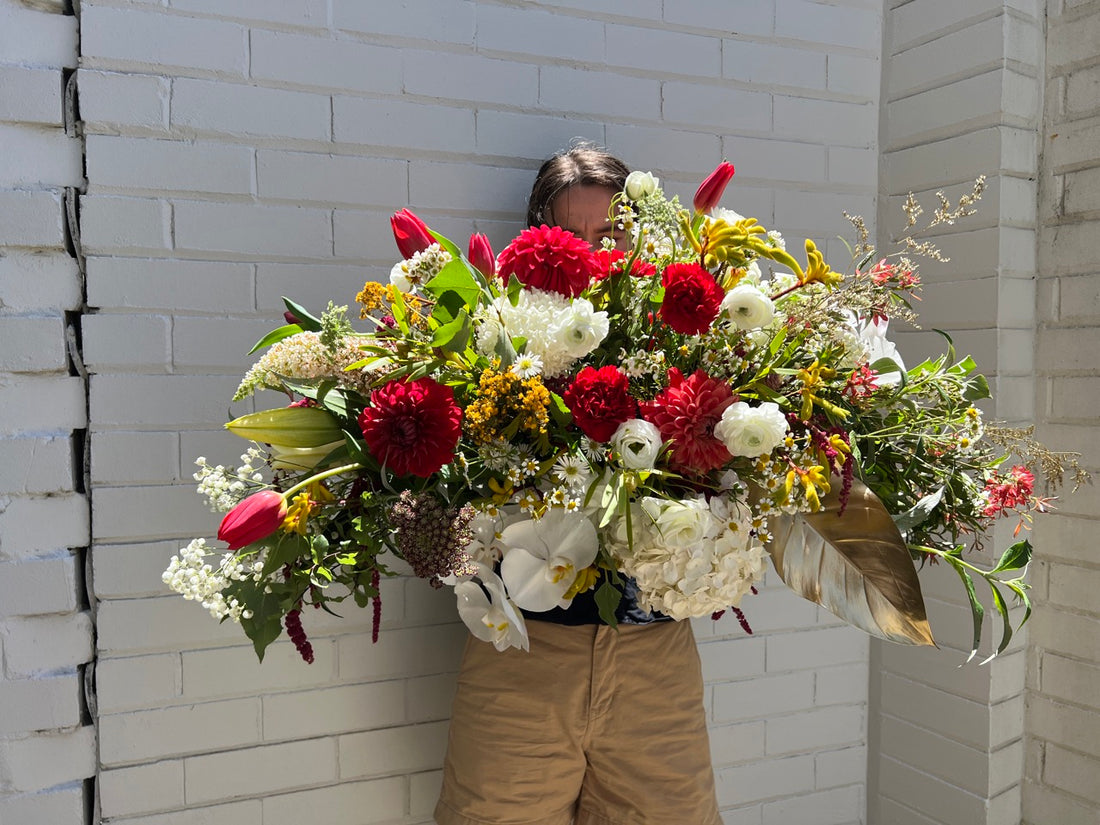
[499,510,599,613]
[558,299,609,358]
[714,401,789,457]
[611,418,664,470]
[639,496,712,549]
[859,316,905,387]
[454,564,528,652]
[721,283,775,330]
[624,170,660,200]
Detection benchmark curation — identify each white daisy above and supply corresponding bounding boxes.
[511,352,544,379]
[553,455,593,489]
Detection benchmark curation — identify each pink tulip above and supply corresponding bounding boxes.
[693,162,736,213]
[467,233,495,278]
[390,209,434,259]
[218,490,287,550]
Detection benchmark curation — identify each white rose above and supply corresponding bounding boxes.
[639,496,711,548]
[624,170,660,200]
[557,299,609,358]
[721,283,775,330]
[714,401,789,457]
[610,418,664,470]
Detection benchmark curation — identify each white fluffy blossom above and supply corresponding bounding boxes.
[714,401,790,457]
[611,495,768,620]
[234,331,365,400]
[475,288,609,377]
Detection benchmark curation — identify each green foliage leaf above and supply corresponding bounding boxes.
[236,582,287,662]
[981,583,1013,664]
[991,539,1032,574]
[964,373,991,402]
[892,486,944,535]
[430,310,471,352]
[548,392,572,427]
[283,297,322,332]
[425,258,482,312]
[249,323,302,355]
[594,579,621,628]
[951,563,984,663]
[506,273,524,306]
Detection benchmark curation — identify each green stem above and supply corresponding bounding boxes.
[911,544,998,580]
[283,463,363,499]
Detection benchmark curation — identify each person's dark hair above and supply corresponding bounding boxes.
[526,143,630,228]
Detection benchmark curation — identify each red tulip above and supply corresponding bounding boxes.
[467,233,495,278]
[390,209,434,259]
[218,490,287,550]
[693,162,736,213]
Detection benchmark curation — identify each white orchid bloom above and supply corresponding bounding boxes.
[499,509,599,612]
[454,564,528,652]
[859,316,906,386]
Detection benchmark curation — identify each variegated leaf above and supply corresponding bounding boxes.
[766,479,935,646]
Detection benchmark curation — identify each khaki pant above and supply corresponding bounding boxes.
[435,619,721,825]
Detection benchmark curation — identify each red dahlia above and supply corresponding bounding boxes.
[496,225,598,298]
[640,368,735,474]
[659,263,724,335]
[593,249,658,281]
[358,377,462,477]
[564,365,637,443]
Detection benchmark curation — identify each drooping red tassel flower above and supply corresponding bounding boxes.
[285,608,314,664]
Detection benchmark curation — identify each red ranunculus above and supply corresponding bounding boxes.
[218,490,287,550]
[593,249,657,281]
[640,368,735,474]
[496,225,597,298]
[390,209,434,259]
[563,365,637,443]
[660,262,724,335]
[467,233,496,278]
[693,162,736,213]
[358,376,462,477]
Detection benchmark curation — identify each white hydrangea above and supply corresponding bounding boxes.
[162,538,263,622]
[475,288,609,377]
[610,495,768,620]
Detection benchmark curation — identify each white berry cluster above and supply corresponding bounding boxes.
[161,538,263,622]
[193,448,266,513]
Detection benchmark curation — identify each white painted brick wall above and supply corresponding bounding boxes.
[0,1,93,822]
[20,1,1079,823]
[1025,1,1100,822]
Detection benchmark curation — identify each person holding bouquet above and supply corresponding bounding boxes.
[434,145,723,825]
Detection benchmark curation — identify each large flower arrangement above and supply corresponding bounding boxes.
[164,163,1085,662]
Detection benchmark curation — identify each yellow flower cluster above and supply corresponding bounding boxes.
[355,282,429,330]
[464,368,551,445]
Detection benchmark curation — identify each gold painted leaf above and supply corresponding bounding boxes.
[766,479,935,646]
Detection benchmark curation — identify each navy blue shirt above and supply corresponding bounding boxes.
[523,577,671,625]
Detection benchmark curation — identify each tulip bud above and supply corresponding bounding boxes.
[693,162,736,213]
[218,490,287,550]
[467,233,495,278]
[390,209,434,259]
